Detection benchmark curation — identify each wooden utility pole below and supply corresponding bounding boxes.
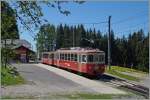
[108,16,111,70]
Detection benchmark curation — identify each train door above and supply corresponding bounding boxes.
[57,53,60,67]
[78,54,82,72]
[51,53,54,65]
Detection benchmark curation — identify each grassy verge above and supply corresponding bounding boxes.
[110,66,148,74]
[1,93,130,99]
[60,93,113,99]
[1,65,25,86]
[106,69,140,81]
[106,66,143,81]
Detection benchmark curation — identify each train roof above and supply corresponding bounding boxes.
[56,47,104,53]
[42,51,55,54]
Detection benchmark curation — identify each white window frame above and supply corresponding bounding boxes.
[81,54,87,63]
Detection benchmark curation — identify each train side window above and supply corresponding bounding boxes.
[51,54,53,59]
[50,54,53,59]
[82,55,87,62]
[55,53,58,59]
[68,53,70,61]
[65,54,67,60]
[57,53,58,59]
[74,54,77,61]
[79,55,81,62]
[71,54,74,61]
[61,53,63,60]
[60,54,62,59]
[99,55,101,62]
[54,53,56,59]
[49,54,51,59]
[95,55,99,62]
[62,54,64,60]
[43,54,48,58]
[101,55,104,62]
[88,55,94,62]
[51,54,54,59]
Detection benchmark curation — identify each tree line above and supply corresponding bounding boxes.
[36,24,149,72]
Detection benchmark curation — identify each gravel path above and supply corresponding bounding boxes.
[1,64,96,98]
[1,63,127,99]
[36,64,126,94]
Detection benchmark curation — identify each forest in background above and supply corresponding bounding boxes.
[36,24,149,72]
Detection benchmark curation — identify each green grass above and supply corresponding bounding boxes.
[106,69,140,81]
[1,95,35,99]
[1,93,130,99]
[110,66,148,74]
[1,66,25,86]
[105,66,149,82]
[65,93,114,99]
[60,93,112,99]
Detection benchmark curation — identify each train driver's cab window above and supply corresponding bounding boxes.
[82,55,87,62]
[99,54,104,63]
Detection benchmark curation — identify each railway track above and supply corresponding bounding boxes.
[98,74,149,99]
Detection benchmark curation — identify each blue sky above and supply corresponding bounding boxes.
[18,1,149,51]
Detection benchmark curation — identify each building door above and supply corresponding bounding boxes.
[20,54,27,63]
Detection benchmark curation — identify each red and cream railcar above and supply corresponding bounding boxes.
[42,47,105,76]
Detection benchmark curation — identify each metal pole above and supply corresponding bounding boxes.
[108,16,111,70]
[73,29,75,47]
[37,43,39,63]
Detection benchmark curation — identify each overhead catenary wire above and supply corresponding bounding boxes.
[68,21,107,25]
[112,12,147,25]
[113,20,148,30]
[115,24,148,35]
[113,20,148,34]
